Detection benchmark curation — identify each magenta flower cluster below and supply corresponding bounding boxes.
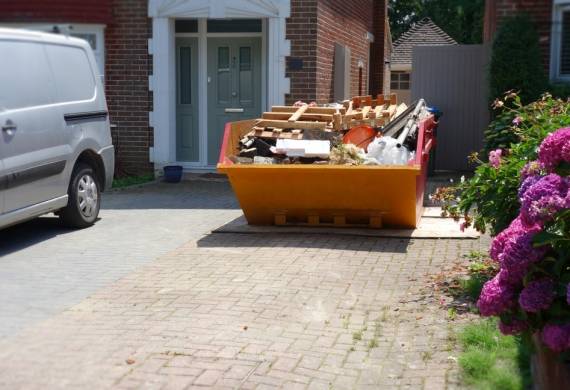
[489,149,502,168]
[518,279,555,312]
[477,128,570,351]
[542,324,570,352]
[520,174,569,226]
[538,127,570,171]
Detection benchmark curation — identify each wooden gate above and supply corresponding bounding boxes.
[411,44,491,171]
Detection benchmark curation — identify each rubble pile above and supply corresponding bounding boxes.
[230,94,430,166]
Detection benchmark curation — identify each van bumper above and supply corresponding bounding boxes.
[99,145,115,191]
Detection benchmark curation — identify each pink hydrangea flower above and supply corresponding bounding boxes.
[489,216,543,268]
[477,272,516,316]
[538,127,570,171]
[499,319,528,335]
[542,324,570,352]
[520,174,569,226]
[498,229,548,284]
[489,149,503,168]
[518,279,555,313]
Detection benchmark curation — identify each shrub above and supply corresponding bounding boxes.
[473,127,570,353]
[435,92,570,235]
[489,14,548,105]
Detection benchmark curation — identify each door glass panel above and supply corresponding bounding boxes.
[179,47,192,104]
[175,20,198,33]
[239,46,253,104]
[217,47,230,104]
[207,19,262,33]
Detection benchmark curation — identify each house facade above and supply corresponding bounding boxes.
[0,0,390,173]
[484,0,570,84]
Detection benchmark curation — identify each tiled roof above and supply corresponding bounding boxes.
[391,17,457,67]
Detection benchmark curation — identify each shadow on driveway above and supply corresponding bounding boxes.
[0,217,75,257]
[197,231,411,253]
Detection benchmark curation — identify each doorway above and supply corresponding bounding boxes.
[206,37,261,165]
[174,19,263,167]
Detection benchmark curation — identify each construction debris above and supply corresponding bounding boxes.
[230,93,430,166]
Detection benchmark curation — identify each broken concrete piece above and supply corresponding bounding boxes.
[253,156,276,164]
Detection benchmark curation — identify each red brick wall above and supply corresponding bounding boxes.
[316,0,374,103]
[285,0,319,104]
[0,0,153,175]
[106,0,153,175]
[286,0,387,104]
[0,0,111,24]
[484,0,553,72]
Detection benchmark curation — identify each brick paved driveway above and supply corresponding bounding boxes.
[0,180,241,339]
[0,179,489,389]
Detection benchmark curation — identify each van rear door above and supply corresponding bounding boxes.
[0,38,69,213]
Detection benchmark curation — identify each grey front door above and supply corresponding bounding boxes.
[176,37,199,162]
[207,37,261,165]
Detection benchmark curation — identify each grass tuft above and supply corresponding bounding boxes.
[112,173,154,189]
[457,319,532,390]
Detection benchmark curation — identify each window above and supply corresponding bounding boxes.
[207,19,262,33]
[0,24,105,76]
[175,20,198,33]
[551,1,570,81]
[0,40,53,111]
[390,71,411,90]
[45,44,96,103]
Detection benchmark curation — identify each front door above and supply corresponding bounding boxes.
[175,37,199,162]
[207,37,261,165]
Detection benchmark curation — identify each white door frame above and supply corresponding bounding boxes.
[148,0,291,171]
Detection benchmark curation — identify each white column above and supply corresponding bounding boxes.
[151,17,175,165]
[197,19,208,166]
[267,17,290,106]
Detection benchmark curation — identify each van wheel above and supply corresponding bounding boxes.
[60,163,101,228]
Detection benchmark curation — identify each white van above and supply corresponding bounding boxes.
[0,28,114,230]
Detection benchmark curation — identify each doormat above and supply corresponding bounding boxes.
[212,207,480,239]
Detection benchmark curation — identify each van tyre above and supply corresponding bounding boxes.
[60,163,101,228]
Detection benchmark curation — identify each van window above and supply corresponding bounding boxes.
[0,40,53,111]
[45,44,96,103]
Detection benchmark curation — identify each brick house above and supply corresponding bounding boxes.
[484,0,570,84]
[0,0,391,173]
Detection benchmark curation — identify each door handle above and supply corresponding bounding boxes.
[2,120,17,132]
[225,108,244,113]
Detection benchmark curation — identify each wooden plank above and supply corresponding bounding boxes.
[288,104,309,122]
[358,96,372,107]
[376,94,385,106]
[332,113,342,131]
[270,106,344,115]
[250,128,304,140]
[262,112,333,121]
[386,103,398,117]
[346,101,354,116]
[254,119,327,130]
[394,103,408,118]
